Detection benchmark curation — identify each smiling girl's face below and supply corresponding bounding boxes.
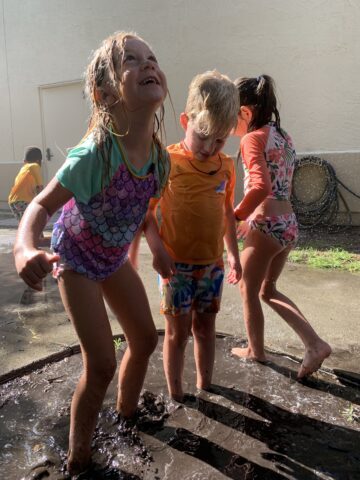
[118,36,167,111]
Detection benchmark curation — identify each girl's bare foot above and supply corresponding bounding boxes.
[297,341,332,379]
[231,347,267,363]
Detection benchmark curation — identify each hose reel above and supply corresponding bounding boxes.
[291,156,359,230]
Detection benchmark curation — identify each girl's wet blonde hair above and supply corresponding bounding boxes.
[85,31,135,146]
[84,31,167,187]
[185,70,239,138]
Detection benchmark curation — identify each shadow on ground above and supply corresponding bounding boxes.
[1,336,359,480]
[297,226,360,255]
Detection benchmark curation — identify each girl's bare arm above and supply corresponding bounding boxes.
[143,199,175,279]
[14,178,73,290]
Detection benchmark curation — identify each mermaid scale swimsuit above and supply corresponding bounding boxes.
[51,138,165,281]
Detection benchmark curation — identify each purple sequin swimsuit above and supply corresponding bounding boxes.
[52,163,158,281]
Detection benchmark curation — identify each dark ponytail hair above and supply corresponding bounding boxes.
[234,75,282,134]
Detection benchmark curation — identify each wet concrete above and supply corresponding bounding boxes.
[1,221,360,478]
[1,227,360,379]
[0,335,359,479]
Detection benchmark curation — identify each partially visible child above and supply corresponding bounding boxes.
[145,71,241,401]
[13,31,169,475]
[232,74,331,378]
[8,146,43,222]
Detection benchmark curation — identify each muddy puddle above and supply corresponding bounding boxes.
[1,335,360,480]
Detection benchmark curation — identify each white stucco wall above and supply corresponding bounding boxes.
[1,0,360,215]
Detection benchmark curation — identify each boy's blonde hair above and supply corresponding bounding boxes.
[185,70,239,138]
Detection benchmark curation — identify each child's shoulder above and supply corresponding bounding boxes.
[245,126,269,140]
[58,133,102,181]
[56,134,105,204]
[241,126,270,150]
[278,125,293,143]
[166,142,184,157]
[216,151,233,168]
[24,162,40,172]
[67,133,98,162]
[219,151,233,162]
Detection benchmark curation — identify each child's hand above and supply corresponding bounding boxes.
[226,253,241,285]
[236,220,250,239]
[152,249,176,279]
[15,248,60,291]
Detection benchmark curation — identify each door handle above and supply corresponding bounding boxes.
[46,147,54,161]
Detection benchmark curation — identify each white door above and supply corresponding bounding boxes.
[40,82,90,183]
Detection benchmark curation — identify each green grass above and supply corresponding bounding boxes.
[342,403,360,423]
[237,241,360,273]
[288,247,360,273]
[113,337,123,351]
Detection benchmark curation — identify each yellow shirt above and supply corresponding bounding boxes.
[157,143,235,264]
[8,163,43,203]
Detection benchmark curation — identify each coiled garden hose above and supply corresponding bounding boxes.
[291,156,360,230]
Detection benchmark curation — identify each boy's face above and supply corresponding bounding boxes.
[181,113,228,161]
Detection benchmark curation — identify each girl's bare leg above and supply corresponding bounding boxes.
[260,247,331,378]
[163,313,192,401]
[232,230,282,362]
[102,260,158,417]
[128,228,142,270]
[58,271,116,475]
[192,311,216,390]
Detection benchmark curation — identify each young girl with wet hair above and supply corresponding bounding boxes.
[232,74,331,379]
[14,31,169,475]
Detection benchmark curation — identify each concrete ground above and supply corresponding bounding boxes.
[0,214,359,380]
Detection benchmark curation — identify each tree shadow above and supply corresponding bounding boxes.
[184,384,360,479]
[140,423,287,479]
[75,466,142,479]
[332,368,360,388]
[263,359,360,405]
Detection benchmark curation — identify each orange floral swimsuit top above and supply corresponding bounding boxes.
[234,122,296,221]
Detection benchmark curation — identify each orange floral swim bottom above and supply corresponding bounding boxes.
[247,213,298,248]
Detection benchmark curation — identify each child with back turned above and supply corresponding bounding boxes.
[8,146,43,222]
[13,31,169,475]
[145,71,241,401]
[232,74,331,378]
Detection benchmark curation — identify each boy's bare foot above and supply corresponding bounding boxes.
[67,448,91,476]
[231,347,267,363]
[196,384,211,392]
[170,392,184,403]
[297,341,332,379]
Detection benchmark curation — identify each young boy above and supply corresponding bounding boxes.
[8,146,43,222]
[145,70,241,401]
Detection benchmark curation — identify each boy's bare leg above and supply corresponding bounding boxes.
[260,248,332,378]
[192,311,216,390]
[163,313,192,401]
[102,261,158,417]
[58,271,116,476]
